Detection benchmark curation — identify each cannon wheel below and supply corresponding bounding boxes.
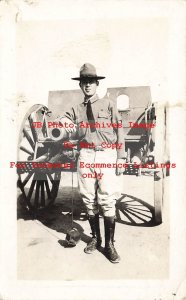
[17,104,61,211]
[153,104,166,224]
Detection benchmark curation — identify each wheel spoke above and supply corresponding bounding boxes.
[51,180,60,200]
[23,128,35,150]
[17,175,32,209]
[125,206,150,213]
[20,146,34,156]
[126,207,151,218]
[27,175,37,201]
[40,181,45,207]
[22,171,34,187]
[122,210,136,223]
[44,180,51,199]
[125,208,147,222]
[28,114,38,143]
[123,199,143,204]
[34,181,40,208]
[46,173,54,184]
[125,204,143,207]
[50,172,61,199]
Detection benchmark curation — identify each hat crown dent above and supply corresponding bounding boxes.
[71,63,105,80]
[80,63,97,77]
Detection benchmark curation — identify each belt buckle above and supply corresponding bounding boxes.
[94,146,104,151]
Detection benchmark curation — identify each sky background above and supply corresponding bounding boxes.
[16,18,170,107]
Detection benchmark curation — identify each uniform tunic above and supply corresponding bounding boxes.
[63,93,125,158]
[62,93,125,216]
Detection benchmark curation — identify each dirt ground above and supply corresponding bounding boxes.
[17,172,169,280]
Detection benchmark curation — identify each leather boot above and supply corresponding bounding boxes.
[104,216,120,263]
[84,214,102,254]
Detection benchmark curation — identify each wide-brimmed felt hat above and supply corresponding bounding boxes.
[71,63,105,81]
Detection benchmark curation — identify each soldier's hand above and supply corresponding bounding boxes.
[65,123,77,133]
[60,117,77,133]
[116,158,127,175]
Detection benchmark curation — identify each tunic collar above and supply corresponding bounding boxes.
[84,93,99,105]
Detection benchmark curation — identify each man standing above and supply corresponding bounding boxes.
[62,63,126,263]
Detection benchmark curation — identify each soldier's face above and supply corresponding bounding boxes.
[80,79,99,98]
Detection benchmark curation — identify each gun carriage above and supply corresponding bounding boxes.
[17,86,167,224]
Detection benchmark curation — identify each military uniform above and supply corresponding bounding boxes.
[63,93,125,217]
[62,63,126,263]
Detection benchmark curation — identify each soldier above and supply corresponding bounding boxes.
[61,63,126,263]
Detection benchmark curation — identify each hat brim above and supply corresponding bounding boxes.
[71,76,105,81]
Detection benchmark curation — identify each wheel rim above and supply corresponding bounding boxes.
[17,105,61,210]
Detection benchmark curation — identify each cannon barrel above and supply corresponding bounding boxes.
[47,126,77,142]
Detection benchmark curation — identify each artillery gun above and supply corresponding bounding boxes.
[17,86,167,224]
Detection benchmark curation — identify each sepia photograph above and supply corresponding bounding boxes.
[0,1,186,299]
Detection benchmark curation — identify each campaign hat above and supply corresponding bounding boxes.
[71,63,105,81]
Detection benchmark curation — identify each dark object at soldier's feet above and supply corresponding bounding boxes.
[65,228,81,247]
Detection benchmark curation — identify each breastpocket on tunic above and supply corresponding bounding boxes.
[97,111,114,133]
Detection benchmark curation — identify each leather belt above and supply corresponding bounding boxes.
[80,146,104,151]
[94,146,104,151]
